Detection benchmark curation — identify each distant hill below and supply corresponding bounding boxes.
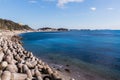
[37,27,69,31]
[57,28,68,31]
[0,18,33,30]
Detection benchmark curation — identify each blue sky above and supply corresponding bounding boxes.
[0,0,120,29]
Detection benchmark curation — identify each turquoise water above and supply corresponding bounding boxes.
[21,30,120,79]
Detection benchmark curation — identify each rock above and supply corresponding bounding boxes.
[26,69,32,79]
[11,73,27,80]
[12,50,17,56]
[51,71,62,80]
[21,55,25,60]
[41,62,45,66]
[35,70,43,80]
[4,54,12,64]
[43,76,52,80]
[2,46,8,54]
[35,57,39,61]
[35,66,39,70]
[38,60,42,65]
[12,59,17,64]
[31,61,37,67]
[31,69,35,76]
[66,64,70,67]
[46,68,53,75]
[6,49,11,55]
[1,71,11,80]
[17,63,23,73]
[64,68,70,73]
[23,65,29,73]
[20,59,25,63]
[23,51,27,54]
[23,65,32,79]
[25,78,31,80]
[25,61,33,68]
[38,64,44,70]
[14,54,21,62]
[6,64,18,73]
[29,52,33,58]
[0,52,4,62]
[0,70,3,76]
[1,61,8,68]
[31,56,36,62]
[70,78,75,80]
[13,44,17,49]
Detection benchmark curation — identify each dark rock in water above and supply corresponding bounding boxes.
[66,64,70,67]
[64,68,70,73]
[56,68,61,71]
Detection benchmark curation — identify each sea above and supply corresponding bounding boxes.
[20,30,120,80]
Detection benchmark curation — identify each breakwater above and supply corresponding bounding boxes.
[0,35,64,80]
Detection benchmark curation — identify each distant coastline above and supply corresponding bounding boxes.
[37,27,69,32]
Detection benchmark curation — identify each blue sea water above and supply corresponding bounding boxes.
[20,30,120,79]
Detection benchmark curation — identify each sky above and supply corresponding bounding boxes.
[0,0,120,29]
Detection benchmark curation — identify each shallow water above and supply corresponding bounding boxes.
[20,30,120,79]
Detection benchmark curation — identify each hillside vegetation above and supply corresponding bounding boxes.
[38,27,69,31]
[0,18,32,30]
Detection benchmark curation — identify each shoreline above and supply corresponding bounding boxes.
[0,30,33,36]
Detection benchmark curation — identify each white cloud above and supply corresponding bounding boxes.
[43,0,55,2]
[57,0,84,8]
[107,8,114,10]
[43,0,84,8]
[29,0,37,3]
[90,7,96,11]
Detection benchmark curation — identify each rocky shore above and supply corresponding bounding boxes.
[0,32,72,80]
